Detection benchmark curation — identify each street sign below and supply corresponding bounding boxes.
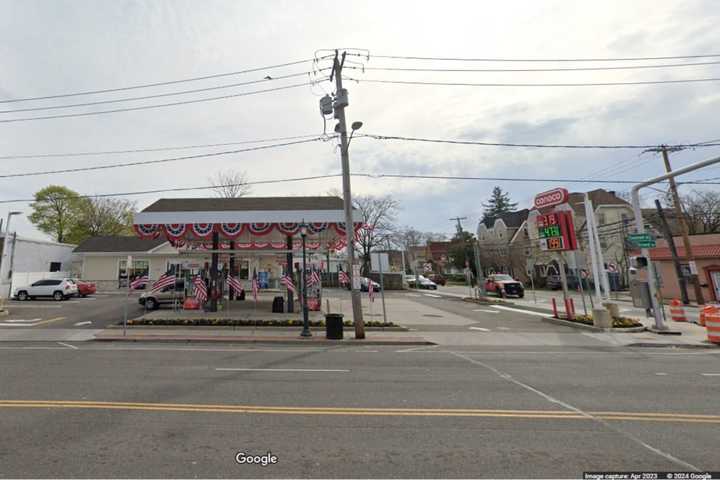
[370,253,390,272]
[627,233,656,248]
[535,211,577,252]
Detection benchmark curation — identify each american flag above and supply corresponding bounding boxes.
[151,273,175,292]
[368,279,375,302]
[251,270,259,302]
[129,275,148,289]
[338,269,350,285]
[280,274,296,295]
[227,275,244,296]
[193,275,207,304]
[308,269,321,287]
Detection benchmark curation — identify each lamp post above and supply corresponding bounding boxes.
[299,223,311,337]
[1,211,22,299]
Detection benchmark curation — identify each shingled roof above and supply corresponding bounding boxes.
[141,196,346,213]
[74,235,166,253]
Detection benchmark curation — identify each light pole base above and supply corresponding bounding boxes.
[300,329,312,337]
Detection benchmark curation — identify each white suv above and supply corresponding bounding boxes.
[14,278,78,301]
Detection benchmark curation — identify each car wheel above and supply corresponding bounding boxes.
[145,297,158,310]
[17,291,28,301]
[518,292,525,299]
[81,294,87,298]
[53,291,64,301]
[497,287,505,298]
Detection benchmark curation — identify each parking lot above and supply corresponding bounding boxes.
[1,292,138,329]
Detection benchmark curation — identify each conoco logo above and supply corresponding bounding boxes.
[534,188,569,209]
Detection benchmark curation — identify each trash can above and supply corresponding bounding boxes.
[325,313,344,340]
[271,296,284,313]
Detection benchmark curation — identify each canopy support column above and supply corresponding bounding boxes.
[228,240,236,300]
[286,235,294,313]
[209,231,219,312]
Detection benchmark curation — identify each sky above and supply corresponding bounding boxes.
[1,0,719,241]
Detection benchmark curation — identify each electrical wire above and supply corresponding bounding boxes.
[349,52,720,62]
[360,60,720,73]
[349,77,720,88]
[364,134,720,150]
[0,70,325,114]
[0,58,321,104]
[0,81,321,123]
[0,137,325,178]
[0,134,329,160]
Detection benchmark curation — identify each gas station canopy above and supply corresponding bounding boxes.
[133,196,363,251]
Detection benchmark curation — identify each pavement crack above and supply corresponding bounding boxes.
[448,350,701,472]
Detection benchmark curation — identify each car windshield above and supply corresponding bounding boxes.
[494,275,514,281]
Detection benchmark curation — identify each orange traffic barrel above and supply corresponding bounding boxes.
[705,307,720,344]
[669,299,687,322]
[699,305,717,327]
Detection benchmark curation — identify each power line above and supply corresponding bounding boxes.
[0,58,320,104]
[365,134,720,150]
[349,77,720,88]
[0,134,328,160]
[2,171,718,205]
[0,81,319,123]
[359,60,720,73]
[351,52,720,62]
[0,174,344,204]
[0,137,325,178]
[0,70,323,114]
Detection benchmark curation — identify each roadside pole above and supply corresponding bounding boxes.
[587,204,610,299]
[584,194,603,305]
[332,50,365,339]
[379,254,387,327]
[123,255,132,337]
[473,241,486,296]
[630,153,720,331]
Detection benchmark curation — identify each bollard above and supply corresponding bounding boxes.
[699,305,717,327]
[669,298,687,322]
[705,307,720,344]
[569,298,576,320]
[551,298,558,318]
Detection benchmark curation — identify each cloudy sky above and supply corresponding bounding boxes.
[1,0,719,240]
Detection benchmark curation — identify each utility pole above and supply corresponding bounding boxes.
[449,217,467,237]
[654,199,689,304]
[331,50,365,338]
[659,145,705,305]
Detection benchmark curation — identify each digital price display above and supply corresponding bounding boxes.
[536,211,577,252]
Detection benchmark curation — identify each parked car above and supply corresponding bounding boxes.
[139,279,185,310]
[428,273,446,286]
[546,274,580,290]
[73,279,97,297]
[360,277,381,292]
[14,278,78,301]
[405,274,438,290]
[484,274,524,298]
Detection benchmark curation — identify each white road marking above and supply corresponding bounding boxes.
[57,342,79,350]
[396,345,439,353]
[406,293,422,297]
[451,351,700,471]
[423,294,442,298]
[655,372,668,376]
[469,327,490,332]
[497,327,511,330]
[3,304,61,309]
[700,373,720,376]
[216,368,350,373]
[3,319,42,323]
[473,309,499,314]
[492,305,549,317]
[0,318,42,327]
[354,349,379,353]
[74,321,92,326]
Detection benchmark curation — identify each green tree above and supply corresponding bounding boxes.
[481,187,518,225]
[28,185,82,243]
[449,230,477,280]
[69,197,136,243]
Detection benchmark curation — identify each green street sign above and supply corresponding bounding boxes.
[627,233,656,248]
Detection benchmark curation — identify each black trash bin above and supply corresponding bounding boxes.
[271,296,284,313]
[325,313,344,340]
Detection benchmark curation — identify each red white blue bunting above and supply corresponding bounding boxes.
[191,223,215,239]
[218,223,244,238]
[307,222,329,234]
[134,224,161,239]
[247,223,274,236]
[135,222,361,243]
[276,222,300,235]
[163,223,187,240]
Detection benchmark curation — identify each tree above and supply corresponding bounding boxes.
[449,230,477,280]
[209,170,251,198]
[481,187,518,224]
[393,227,424,273]
[353,195,400,275]
[681,190,720,234]
[29,185,82,243]
[69,197,136,243]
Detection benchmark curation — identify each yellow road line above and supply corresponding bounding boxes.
[31,316,66,327]
[0,400,719,423]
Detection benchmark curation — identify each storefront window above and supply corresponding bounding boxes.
[118,260,150,287]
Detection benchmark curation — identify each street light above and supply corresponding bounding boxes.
[1,211,23,299]
[347,121,363,147]
[299,222,311,337]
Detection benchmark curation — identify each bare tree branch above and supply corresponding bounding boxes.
[209,170,252,198]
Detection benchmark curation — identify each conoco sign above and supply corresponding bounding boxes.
[534,188,569,209]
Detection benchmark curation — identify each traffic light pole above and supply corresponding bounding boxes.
[631,153,720,331]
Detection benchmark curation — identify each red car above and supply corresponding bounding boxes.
[484,274,524,298]
[74,280,97,297]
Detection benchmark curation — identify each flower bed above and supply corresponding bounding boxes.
[125,318,399,328]
[569,314,643,329]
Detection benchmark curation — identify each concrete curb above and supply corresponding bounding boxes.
[109,324,408,332]
[0,309,9,317]
[542,316,647,333]
[92,335,435,346]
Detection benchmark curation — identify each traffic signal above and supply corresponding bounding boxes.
[631,256,648,268]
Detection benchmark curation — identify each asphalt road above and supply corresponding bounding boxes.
[1,341,719,478]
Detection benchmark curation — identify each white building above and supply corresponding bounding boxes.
[0,233,78,294]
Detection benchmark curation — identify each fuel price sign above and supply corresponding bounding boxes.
[536,211,577,252]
